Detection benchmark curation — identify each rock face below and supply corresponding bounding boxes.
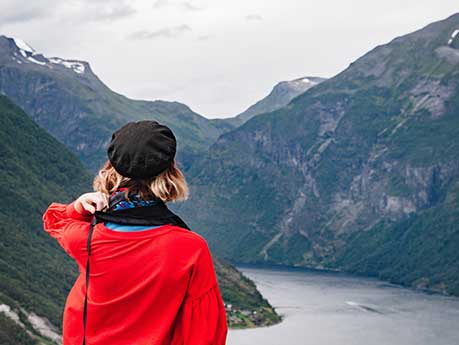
[229,76,326,125]
[176,13,459,295]
[0,35,234,171]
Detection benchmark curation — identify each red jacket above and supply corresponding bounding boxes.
[42,200,228,345]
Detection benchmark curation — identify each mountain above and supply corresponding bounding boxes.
[230,76,326,125]
[175,13,459,295]
[0,96,278,343]
[0,95,93,344]
[0,36,235,172]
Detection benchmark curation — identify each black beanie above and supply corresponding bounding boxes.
[107,120,176,179]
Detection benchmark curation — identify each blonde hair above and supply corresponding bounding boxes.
[93,159,189,203]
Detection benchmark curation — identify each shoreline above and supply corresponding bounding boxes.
[232,261,456,299]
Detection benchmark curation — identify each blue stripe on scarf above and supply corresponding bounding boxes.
[105,189,165,231]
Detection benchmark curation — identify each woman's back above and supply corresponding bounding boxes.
[42,120,228,344]
[43,201,228,345]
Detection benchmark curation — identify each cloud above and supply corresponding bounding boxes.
[127,24,192,40]
[0,0,136,26]
[245,14,263,21]
[152,0,204,11]
[152,0,169,9]
[0,0,57,25]
[197,34,211,41]
[181,1,204,11]
[84,2,137,22]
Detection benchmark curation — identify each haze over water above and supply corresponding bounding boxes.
[228,265,459,345]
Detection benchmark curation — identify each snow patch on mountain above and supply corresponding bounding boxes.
[11,55,22,64]
[27,56,47,66]
[10,36,86,74]
[12,38,35,54]
[299,77,316,84]
[49,57,85,74]
[448,29,459,45]
[288,76,321,92]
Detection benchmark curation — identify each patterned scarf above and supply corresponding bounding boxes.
[108,187,162,212]
[94,187,190,230]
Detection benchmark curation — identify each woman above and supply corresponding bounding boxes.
[42,120,228,345]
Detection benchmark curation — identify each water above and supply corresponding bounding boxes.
[228,264,459,345]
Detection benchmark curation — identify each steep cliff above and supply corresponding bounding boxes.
[176,13,459,295]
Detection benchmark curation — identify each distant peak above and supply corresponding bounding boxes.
[275,76,326,92]
[1,34,88,75]
[291,76,326,84]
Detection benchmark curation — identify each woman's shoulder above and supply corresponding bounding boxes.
[168,225,210,249]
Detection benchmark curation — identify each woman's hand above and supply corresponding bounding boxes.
[74,191,109,215]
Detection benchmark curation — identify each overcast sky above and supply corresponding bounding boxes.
[0,1,457,118]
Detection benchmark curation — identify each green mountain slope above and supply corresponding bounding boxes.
[0,36,234,172]
[176,13,459,295]
[0,95,278,343]
[0,94,93,344]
